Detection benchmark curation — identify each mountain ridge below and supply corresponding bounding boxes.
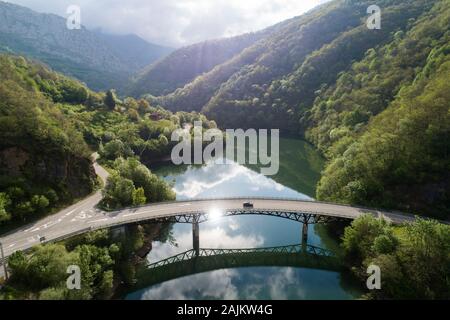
[132,0,449,218]
[128,1,332,98]
[0,1,172,91]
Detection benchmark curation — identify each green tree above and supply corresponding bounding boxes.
[16,201,35,220]
[138,99,151,114]
[100,139,134,161]
[104,89,117,110]
[7,251,28,281]
[31,195,50,211]
[0,193,11,223]
[99,270,114,298]
[342,215,389,262]
[158,134,169,147]
[398,218,450,299]
[39,286,68,300]
[102,174,135,209]
[75,245,113,295]
[112,157,175,204]
[102,156,175,209]
[342,216,450,299]
[372,234,398,255]
[132,187,147,206]
[26,245,76,290]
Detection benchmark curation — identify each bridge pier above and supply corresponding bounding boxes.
[192,218,200,257]
[110,225,127,239]
[302,223,308,248]
[0,242,8,281]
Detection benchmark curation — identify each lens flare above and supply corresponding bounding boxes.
[207,208,223,221]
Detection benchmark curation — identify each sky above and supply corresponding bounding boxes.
[5,0,329,47]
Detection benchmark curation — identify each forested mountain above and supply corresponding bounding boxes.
[0,1,171,91]
[127,15,308,97]
[0,54,214,227]
[134,0,449,218]
[128,32,270,97]
[94,32,173,73]
[311,0,450,218]
[144,0,435,123]
[0,55,97,225]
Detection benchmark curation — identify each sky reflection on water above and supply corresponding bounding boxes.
[134,267,354,300]
[157,161,312,200]
[126,151,361,300]
[127,215,359,300]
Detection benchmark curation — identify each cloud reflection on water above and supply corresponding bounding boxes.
[137,267,352,300]
[139,216,335,300]
[148,218,264,263]
[168,161,310,200]
[141,269,240,300]
[129,161,359,300]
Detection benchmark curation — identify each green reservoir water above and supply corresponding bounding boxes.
[126,138,363,300]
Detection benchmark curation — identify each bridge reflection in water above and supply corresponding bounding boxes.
[130,210,347,291]
[133,243,343,290]
[160,210,342,256]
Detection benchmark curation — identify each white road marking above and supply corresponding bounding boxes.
[8,243,15,248]
[65,209,77,217]
[41,219,62,229]
[25,217,64,234]
[123,212,143,218]
[71,210,96,222]
[24,226,34,233]
[27,237,36,243]
[123,209,160,218]
[89,218,108,224]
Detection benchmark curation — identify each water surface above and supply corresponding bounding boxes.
[126,139,362,300]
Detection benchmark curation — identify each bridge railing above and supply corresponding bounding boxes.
[86,209,350,231]
[17,206,410,251]
[102,196,416,220]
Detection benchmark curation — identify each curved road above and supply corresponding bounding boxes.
[0,158,418,261]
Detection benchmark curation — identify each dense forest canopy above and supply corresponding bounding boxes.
[0,55,214,227]
[342,215,449,299]
[0,55,96,226]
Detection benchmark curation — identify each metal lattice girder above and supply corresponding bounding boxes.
[163,210,348,225]
[146,244,335,270]
[141,209,348,226]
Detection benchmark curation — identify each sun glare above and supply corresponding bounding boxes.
[207,207,224,221]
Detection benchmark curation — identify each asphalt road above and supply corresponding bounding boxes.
[0,157,418,263]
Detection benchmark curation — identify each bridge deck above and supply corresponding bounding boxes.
[0,197,417,262]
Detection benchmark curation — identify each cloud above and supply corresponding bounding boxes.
[5,0,329,47]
